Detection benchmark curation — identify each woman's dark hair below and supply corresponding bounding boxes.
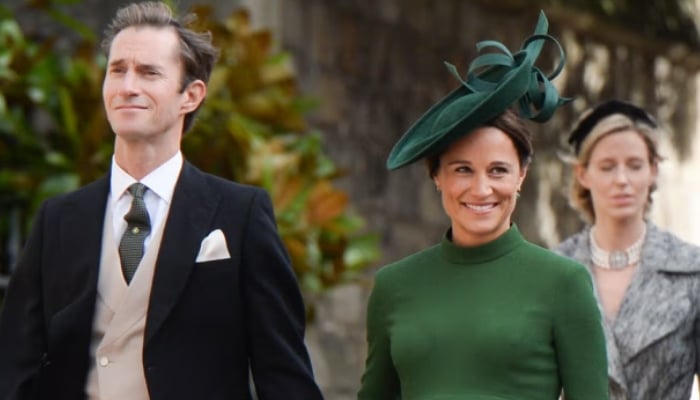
[425,108,533,177]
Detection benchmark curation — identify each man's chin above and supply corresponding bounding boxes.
[113,129,151,143]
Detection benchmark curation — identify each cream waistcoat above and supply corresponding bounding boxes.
[85,200,168,399]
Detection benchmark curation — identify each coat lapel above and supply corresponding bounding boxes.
[44,176,109,358]
[52,177,109,317]
[144,162,220,344]
[565,230,629,394]
[611,224,693,365]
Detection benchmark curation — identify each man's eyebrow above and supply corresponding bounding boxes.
[107,58,126,68]
[136,63,164,72]
[106,59,164,72]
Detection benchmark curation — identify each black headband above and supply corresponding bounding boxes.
[568,100,657,154]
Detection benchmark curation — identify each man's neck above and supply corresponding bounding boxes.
[113,140,180,180]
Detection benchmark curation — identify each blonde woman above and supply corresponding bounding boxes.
[556,100,700,400]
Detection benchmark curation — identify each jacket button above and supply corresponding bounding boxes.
[99,356,109,367]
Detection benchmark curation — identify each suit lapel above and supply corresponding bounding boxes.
[45,176,109,356]
[566,230,629,394]
[611,224,692,365]
[144,162,220,344]
[54,176,109,311]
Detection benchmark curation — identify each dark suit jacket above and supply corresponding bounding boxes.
[0,161,324,400]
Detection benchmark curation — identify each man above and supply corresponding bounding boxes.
[0,2,324,399]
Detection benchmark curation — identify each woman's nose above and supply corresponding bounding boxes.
[471,174,493,196]
[613,167,630,185]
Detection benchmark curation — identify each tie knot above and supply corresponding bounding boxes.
[128,182,147,199]
[124,182,150,228]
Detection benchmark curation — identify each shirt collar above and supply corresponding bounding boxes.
[110,151,183,203]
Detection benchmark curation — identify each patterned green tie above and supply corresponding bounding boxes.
[118,183,151,284]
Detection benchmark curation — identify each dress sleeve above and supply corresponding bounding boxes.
[358,270,401,400]
[553,265,609,400]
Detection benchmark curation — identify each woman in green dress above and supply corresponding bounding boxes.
[358,12,609,400]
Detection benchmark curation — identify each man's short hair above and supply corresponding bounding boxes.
[102,1,219,133]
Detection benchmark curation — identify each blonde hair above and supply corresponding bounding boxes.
[566,113,662,223]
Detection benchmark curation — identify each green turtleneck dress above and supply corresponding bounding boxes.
[358,225,608,400]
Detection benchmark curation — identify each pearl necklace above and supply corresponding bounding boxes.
[589,225,646,269]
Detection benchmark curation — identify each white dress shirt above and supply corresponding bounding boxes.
[110,152,183,249]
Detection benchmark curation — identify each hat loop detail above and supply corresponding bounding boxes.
[521,33,566,81]
[386,11,570,170]
[446,32,569,124]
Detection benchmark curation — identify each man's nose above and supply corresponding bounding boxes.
[118,71,138,95]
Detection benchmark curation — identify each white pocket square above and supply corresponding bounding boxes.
[195,229,231,262]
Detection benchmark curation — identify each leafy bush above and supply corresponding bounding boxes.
[0,4,111,281]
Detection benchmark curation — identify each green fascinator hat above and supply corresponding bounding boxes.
[387,11,570,170]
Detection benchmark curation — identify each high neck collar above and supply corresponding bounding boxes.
[441,224,525,265]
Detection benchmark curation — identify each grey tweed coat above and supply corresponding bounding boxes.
[555,222,700,400]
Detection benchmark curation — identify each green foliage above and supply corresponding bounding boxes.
[0,3,379,301]
[0,8,110,277]
[184,7,379,295]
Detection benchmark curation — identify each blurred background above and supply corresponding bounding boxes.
[1,0,700,398]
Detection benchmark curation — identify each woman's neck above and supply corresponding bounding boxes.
[592,217,646,251]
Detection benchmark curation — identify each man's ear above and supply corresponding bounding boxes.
[181,80,207,113]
